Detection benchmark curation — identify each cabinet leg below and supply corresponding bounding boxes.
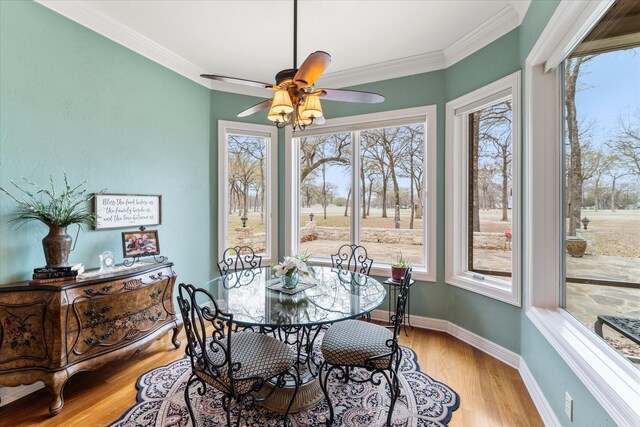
[171,323,183,348]
[43,370,69,416]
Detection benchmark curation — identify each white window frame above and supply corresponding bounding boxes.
[218,120,278,266]
[445,71,522,306]
[525,1,639,425]
[284,106,437,282]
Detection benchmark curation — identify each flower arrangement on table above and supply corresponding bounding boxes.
[273,253,310,289]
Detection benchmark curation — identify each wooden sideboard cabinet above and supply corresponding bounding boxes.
[0,262,182,415]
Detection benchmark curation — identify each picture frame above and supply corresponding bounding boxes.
[122,230,160,258]
[94,194,162,230]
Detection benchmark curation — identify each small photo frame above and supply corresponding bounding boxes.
[122,230,160,258]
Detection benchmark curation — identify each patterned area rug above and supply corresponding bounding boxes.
[111,347,459,426]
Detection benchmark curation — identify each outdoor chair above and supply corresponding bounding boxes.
[178,283,299,427]
[218,245,262,276]
[318,268,413,427]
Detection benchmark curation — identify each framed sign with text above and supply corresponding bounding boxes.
[94,194,162,230]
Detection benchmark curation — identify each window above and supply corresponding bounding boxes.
[285,106,437,281]
[445,71,521,306]
[526,0,640,424]
[218,121,278,265]
[561,47,640,362]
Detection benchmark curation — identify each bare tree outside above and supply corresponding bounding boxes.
[468,101,513,277]
[225,134,269,252]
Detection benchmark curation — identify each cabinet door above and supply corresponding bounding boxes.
[65,266,176,363]
[0,299,50,369]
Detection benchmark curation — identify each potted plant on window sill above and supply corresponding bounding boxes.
[0,174,102,268]
[391,252,409,283]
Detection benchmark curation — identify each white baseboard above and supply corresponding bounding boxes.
[0,382,44,407]
[372,309,559,425]
[519,359,562,427]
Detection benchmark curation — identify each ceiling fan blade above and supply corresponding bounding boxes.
[237,99,273,117]
[200,74,272,89]
[316,88,385,104]
[294,51,331,87]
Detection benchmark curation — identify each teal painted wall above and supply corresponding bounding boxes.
[0,0,616,425]
[0,1,211,288]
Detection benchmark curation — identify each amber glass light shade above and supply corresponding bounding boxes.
[301,94,323,119]
[271,89,294,115]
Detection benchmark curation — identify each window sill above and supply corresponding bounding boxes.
[526,307,640,426]
[308,258,435,283]
[447,272,520,306]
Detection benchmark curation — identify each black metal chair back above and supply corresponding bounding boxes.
[331,244,373,275]
[217,245,262,276]
[222,268,259,289]
[177,283,237,395]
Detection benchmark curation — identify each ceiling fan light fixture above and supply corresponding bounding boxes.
[296,108,313,126]
[271,89,294,115]
[267,107,288,123]
[301,94,323,119]
[201,0,384,131]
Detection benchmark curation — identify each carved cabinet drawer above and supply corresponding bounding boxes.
[64,266,176,363]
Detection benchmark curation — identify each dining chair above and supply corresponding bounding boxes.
[331,244,374,321]
[177,283,299,427]
[330,243,373,275]
[318,268,413,427]
[217,245,263,276]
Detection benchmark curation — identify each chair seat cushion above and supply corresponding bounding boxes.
[197,331,295,395]
[321,319,393,369]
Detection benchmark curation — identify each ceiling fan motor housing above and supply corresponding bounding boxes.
[275,68,298,85]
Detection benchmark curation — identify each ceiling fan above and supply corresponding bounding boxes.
[200,0,385,131]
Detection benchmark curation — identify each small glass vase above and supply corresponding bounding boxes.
[281,270,299,289]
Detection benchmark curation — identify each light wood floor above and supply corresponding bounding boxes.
[0,327,543,427]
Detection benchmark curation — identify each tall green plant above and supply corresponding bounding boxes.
[0,174,102,228]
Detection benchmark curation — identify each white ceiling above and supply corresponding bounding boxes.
[38,0,531,96]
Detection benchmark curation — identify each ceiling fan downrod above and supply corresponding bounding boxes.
[293,0,297,69]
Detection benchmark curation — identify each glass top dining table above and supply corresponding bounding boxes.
[198,265,386,412]
[201,265,387,328]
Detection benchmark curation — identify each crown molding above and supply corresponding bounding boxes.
[444,5,521,68]
[316,51,446,89]
[318,5,523,88]
[35,0,271,98]
[36,1,527,92]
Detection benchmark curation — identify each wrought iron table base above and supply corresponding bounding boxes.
[249,323,326,413]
